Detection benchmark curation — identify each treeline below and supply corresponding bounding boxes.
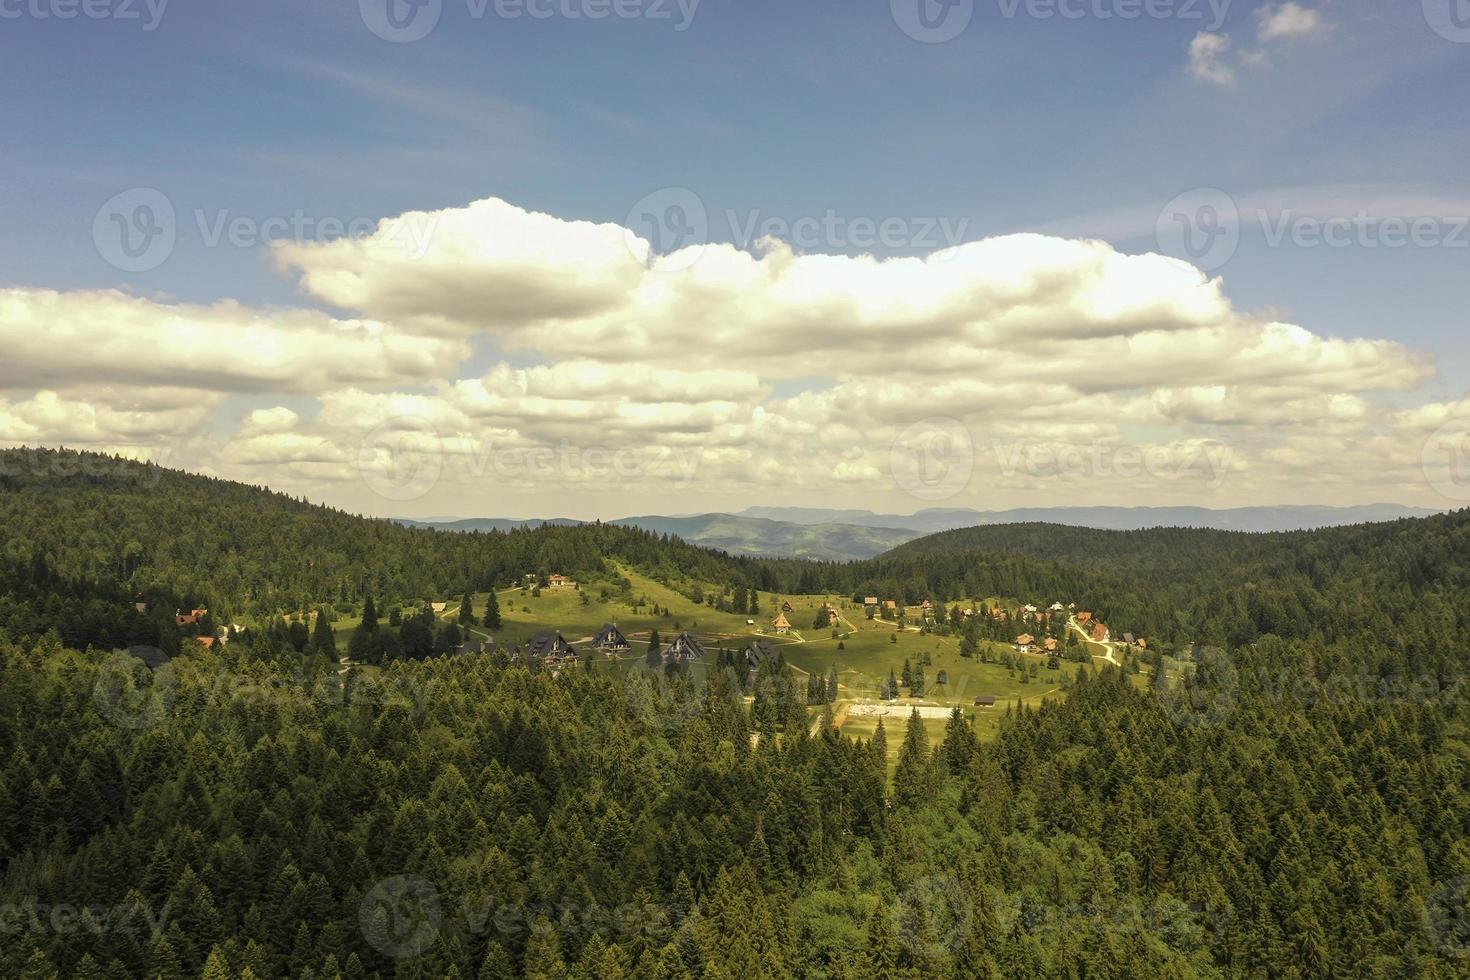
[761,513,1470,655]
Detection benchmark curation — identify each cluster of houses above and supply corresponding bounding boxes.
[505,620,782,676]
[175,607,208,627]
[1011,608,1147,652]
[1013,634,1060,654]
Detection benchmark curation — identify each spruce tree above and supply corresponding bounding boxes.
[310,609,335,656]
[359,595,378,633]
[484,590,502,630]
[892,708,934,808]
[458,591,477,626]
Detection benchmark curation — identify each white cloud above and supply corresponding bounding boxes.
[1257,2,1328,42]
[1190,4,1332,85]
[1,194,1457,514]
[0,288,467,395]
[1189,32,1237,87]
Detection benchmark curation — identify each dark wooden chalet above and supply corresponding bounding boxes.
[743,637,779,672]
[592,624,631,654]
[664,631,705,664]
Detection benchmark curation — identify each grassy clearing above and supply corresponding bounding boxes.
[321,567,1145,749]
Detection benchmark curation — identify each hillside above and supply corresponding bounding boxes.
[5,449,1470,978]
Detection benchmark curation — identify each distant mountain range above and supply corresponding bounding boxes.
[396,504,1440,561]
[395,513,917,560]
[609,514,917,560]
[736,504,1441,535]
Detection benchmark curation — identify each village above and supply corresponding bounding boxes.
[147,564,1154,765]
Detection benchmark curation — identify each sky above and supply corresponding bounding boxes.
[2,0,1469,519]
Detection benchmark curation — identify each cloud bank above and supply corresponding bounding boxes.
[3,193,1461,517]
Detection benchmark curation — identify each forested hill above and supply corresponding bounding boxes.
[6,447,1470,662]
[0,448,756,646]
[6,449,1470,977]
[782,514,1470,656]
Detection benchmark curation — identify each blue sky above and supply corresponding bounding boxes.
[2,0,1469,517]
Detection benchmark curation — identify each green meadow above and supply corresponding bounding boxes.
[321,564,1126,756]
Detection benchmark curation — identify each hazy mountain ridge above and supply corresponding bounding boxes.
[399,504,1440,559]
[738,503,1440,534]
[609,514,918,560]
[395,513,919,560]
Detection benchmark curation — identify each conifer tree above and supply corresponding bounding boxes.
[359,596,378,633]
[893,708,935,808]
[310,608,335,656]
